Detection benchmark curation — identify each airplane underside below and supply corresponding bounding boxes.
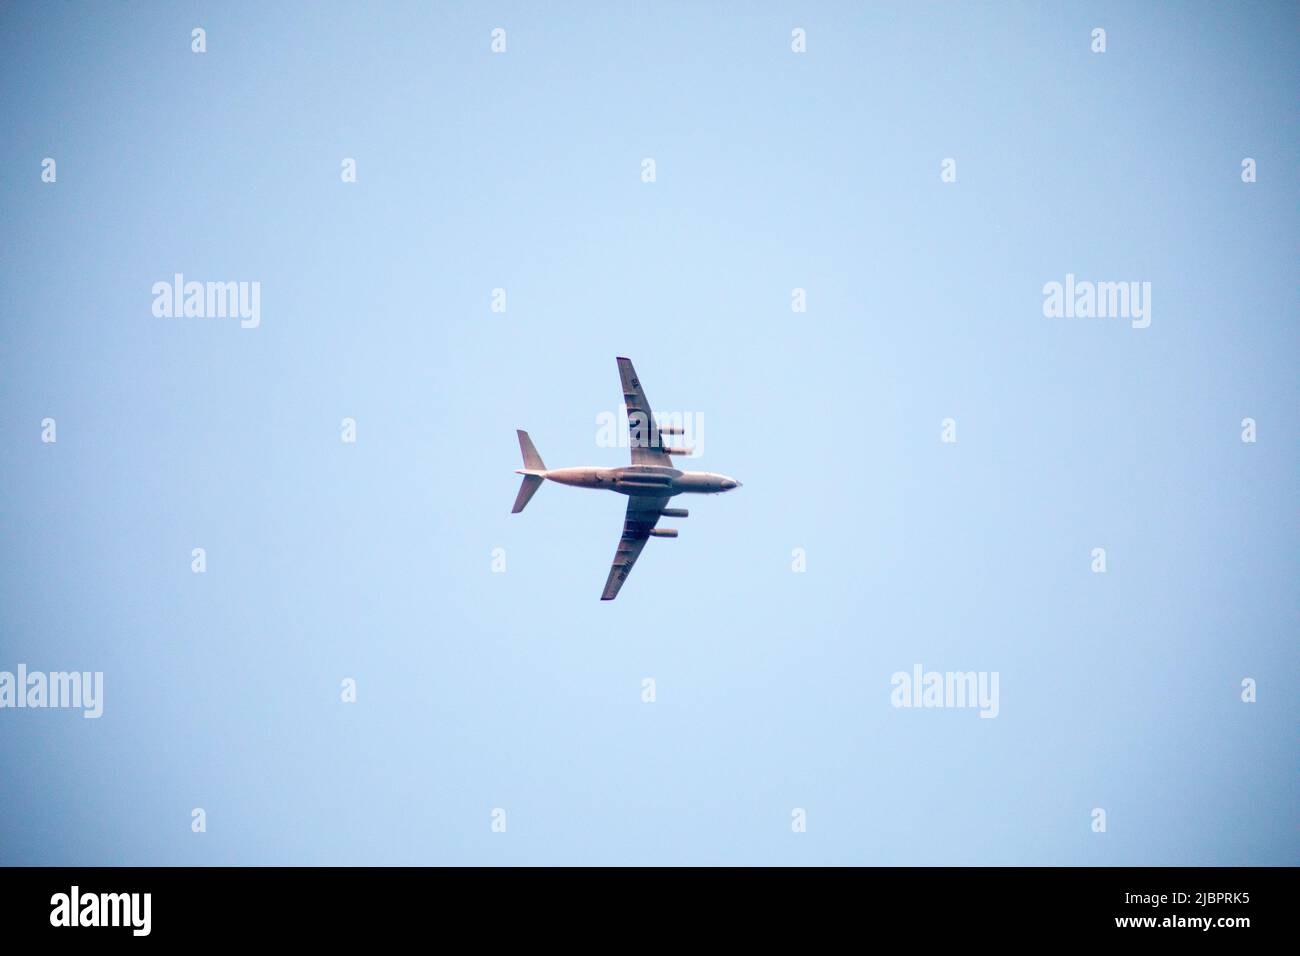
[511,358,740,600]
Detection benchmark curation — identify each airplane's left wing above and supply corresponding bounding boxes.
[600,495,671,600]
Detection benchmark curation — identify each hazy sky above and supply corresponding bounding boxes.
[1,2,1296,865]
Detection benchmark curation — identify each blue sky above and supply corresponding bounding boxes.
[1,2,1296,865]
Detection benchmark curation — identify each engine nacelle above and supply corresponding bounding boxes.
[660,508,688,518]
[655,424,685,435]
[648,528,678,538]
[663,447,694,456]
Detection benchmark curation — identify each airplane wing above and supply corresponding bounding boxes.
[617,356,674,467]
[600,494,671,600]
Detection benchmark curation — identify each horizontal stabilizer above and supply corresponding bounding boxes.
[512,475,543,513]
[517,430,546,471]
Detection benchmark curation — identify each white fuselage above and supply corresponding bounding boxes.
[527,465,740,497]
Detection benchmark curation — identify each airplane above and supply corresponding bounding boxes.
[511,357,742,600]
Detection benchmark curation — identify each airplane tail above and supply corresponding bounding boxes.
[517,429,546,471]
[512,430,546,513]
[512,475,543,513]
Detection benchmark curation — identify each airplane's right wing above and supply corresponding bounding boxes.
[600,494,671,601]
[617,357,675,467]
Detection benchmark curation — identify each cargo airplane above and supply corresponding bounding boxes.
[511,357,741,600]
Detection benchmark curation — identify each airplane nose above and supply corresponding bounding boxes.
[722,478,739,490]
